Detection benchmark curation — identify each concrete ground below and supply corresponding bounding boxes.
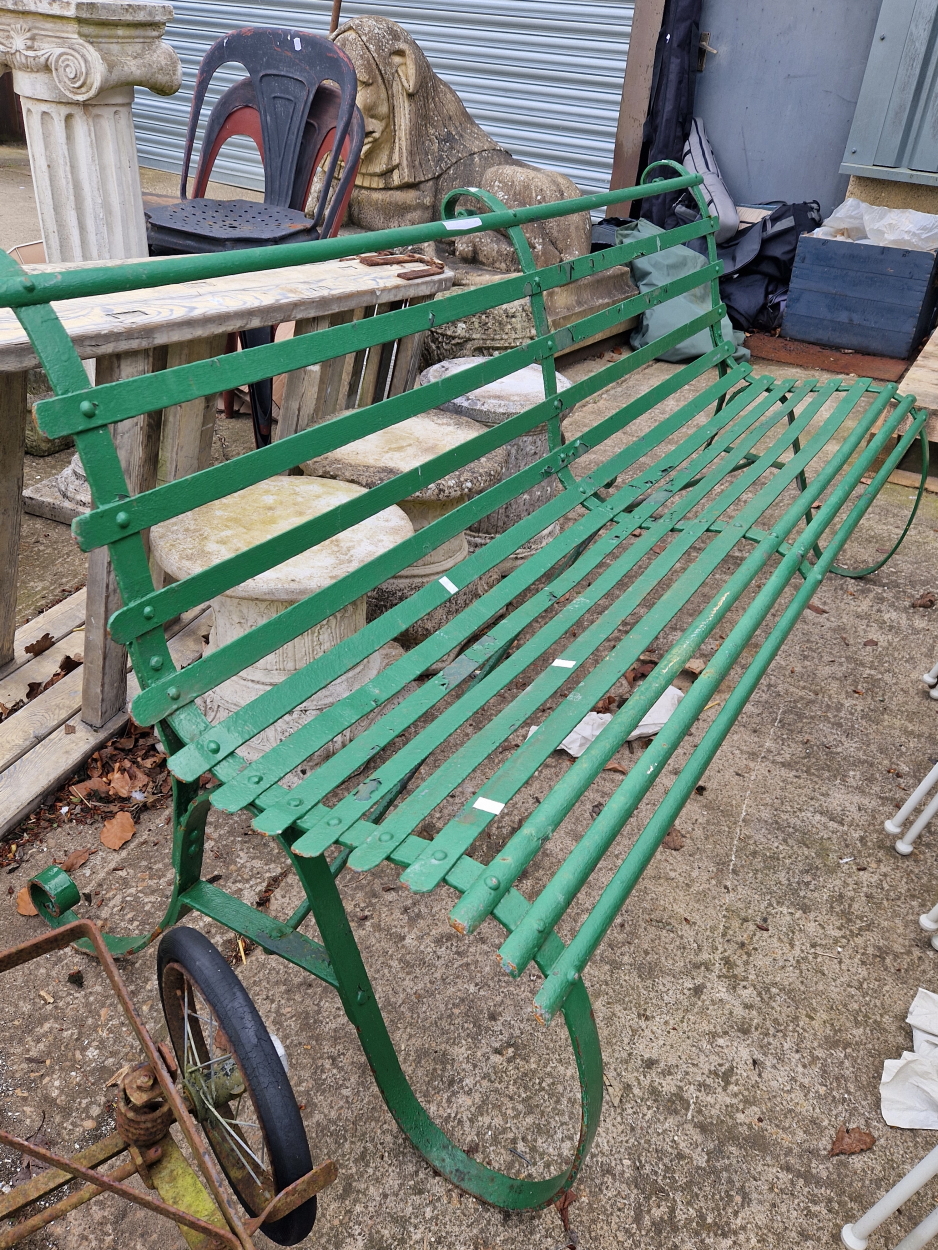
[2,340,938,1250]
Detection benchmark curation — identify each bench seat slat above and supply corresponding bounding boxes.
[236,373,785,832]
[259,377,850,853]
[526,397,924,1021]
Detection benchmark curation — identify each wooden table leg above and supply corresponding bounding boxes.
[157,334,227,485]
[81,350,159,728]
[0,370,28,668]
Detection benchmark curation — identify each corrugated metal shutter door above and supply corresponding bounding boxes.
[133,1,633,197]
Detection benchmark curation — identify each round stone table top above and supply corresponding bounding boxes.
[150,477,413,602]
[303,410,507,501]
[418,357,572,422]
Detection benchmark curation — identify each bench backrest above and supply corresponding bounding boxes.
[2,163,736,761]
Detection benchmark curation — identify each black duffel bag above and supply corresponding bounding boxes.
[716,202,822,332]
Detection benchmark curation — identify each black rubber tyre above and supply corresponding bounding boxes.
[157,926,316,1245]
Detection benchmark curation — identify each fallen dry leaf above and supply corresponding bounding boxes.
[100,811,135,850]
[829,1125,875,1156]
[912,591,937,609]
[107,768,134,799]
[862,639,879,647]
[593,694,621,715]
[60,848,90,873]
[16,887,38,916]
[603,762,629,776]
[683,658,706,676]
[63,722,76,734]
[24,632,54,657]
[807,603,829,615]
[662,827,685,851]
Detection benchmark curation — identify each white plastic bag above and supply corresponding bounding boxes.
[526,686,685,759]
[821,197,868,240]
[880,989,938,1128]
[812,197,938,252]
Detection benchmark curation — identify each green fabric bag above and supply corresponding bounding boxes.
[618,219,748,363]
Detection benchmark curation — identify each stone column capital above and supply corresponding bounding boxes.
[0,0,180,103]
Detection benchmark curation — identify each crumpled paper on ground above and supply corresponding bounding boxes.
[880,988,938,1128]
[812,198,938,252]
[528,686,685,758]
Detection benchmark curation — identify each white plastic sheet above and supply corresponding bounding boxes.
[812,198,938,252]
[527,686,685,758]
[880,989,938,1129]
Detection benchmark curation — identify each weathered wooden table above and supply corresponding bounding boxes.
[0,254,451,834]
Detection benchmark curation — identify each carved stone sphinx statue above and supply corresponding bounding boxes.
[332,14,590,273]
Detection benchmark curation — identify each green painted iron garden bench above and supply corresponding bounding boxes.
[10,164,929,1215]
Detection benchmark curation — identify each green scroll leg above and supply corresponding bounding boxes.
[286,846,603,1210]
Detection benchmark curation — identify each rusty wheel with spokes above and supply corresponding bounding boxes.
[157,926,316,1245]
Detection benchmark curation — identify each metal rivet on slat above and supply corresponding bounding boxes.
[142,606,154,619]
[289,798,302,807]
[486,876,500,890]
[167,687,180,700]
[248,774,262,784]
[21,277,34,292]
[554,398,563,410]
[206,741,220,754]
[327,817,341,827]
[79,400,97,417]
[149,656,163,671]
[379,831,394,843]
[432,850,447,862]
[115,511,130,528]
[534,920,545,932]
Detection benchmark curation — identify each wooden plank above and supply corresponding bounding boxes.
[275,315,327,445]
[0,709,130,839]
[903,322,938,408]
[0,608,212,837]
[0,370,27,666]
[792,235,937,280]
[81,350,157,730]
[1,589,87,682]
[782,313,914,359]
[789,262,930,306]
[0,634,85,711]
[387,295,430,397]
[608,0,667,197]
[156,334,228,487]
[746,332,908,382]
[0,260,453,371]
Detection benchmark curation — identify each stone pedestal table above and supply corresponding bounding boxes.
[303,410,506,646]
[417,358,573,571]
[150,477,414,774]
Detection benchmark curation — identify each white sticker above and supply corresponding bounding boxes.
[473,797,505,815]
[443,217,483,231]
[293,36,302,48]
[552,659,577,668]
[439,576,458,594]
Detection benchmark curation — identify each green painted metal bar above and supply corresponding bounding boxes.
[2,173,704,309]
[452,381,907,935]
[498,390,918,984]
[210,366,761,820]
[132,330,736,727]
[179,880,338,988]
[277,842,602,1209]
[251,375,792,841]
[110,302,730,655]
[531,399,927,1022]
[385,379,863,889]
[71,257,724,550]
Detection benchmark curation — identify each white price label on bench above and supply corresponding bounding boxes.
[552,658,577,668]
[443,217,482,231]
[473,797,505,815]
[439,576,458,594]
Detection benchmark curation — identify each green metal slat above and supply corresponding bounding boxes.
[3,173,705,309]
[384,380,854,888]
[47,220,717,447]
[208,366,758,819]
[498,388,912,980]
[453,381,904,935]
[110,302,730,654]
[531,398,926,1023]
[279,378,801,856]
[131,328,735,728]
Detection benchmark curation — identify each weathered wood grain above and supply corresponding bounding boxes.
[0,259,452,371]
[0,589,86,682]
[0,371,27,666]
